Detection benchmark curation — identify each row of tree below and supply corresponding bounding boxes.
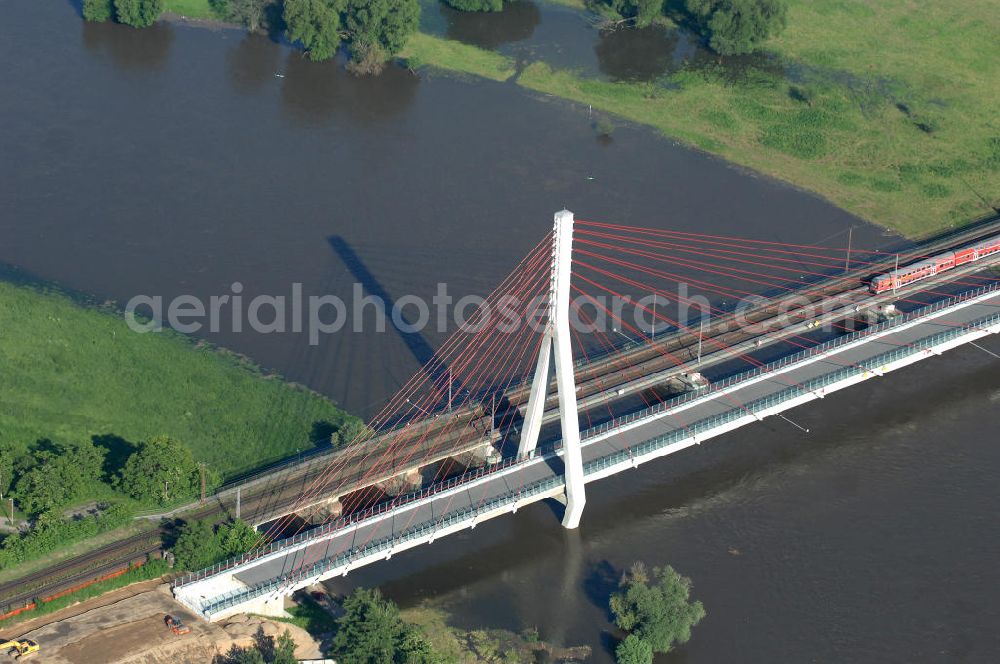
[81,0,512,73]
[1,435,212,518]
[83,0,164,27]
[595,0,788,56]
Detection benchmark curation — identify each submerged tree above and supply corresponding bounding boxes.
[685,0,787,56]
[610,562,706,657]
[615,634,653,664]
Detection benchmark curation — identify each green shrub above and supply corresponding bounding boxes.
[444,0,503,10]
[0,504,133,570]
[616,634,653,664]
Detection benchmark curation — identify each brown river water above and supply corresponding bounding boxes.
[1,2,998,661]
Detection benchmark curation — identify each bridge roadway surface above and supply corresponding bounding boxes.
[205,286,1000,606]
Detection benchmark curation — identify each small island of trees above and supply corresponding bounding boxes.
[610,561,706,664]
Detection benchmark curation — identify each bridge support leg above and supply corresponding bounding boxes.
[519,210,586,529]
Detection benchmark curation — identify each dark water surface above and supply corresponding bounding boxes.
[2,3,998,662]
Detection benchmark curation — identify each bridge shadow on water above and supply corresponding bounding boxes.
[327,235,439,375]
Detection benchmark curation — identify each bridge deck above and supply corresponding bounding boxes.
[176,285,1000,619]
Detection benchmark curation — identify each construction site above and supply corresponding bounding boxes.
[0,581,324,663]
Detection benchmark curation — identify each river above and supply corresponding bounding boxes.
[1,2,997,661]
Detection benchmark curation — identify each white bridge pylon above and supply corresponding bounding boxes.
[517,210,586,528]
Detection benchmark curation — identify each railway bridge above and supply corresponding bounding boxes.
[173,211,1000,620]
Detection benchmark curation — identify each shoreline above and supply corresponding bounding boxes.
[132,0,997,239]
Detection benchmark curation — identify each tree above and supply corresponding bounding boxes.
[615,634,653,664]
[219,644,266,664]
[219,518,258,557]
[344,0,420,57]
[333,417,371,447]
[610,563,706,655]
[171,518,255,571]
[117,435,201,505]
[171,518,222,570]
[333,588,403,664]
[443,0,503,11]
[83,0,115,22]
[283,0,346,61]
[13,440,106,515]
[685,0,787,56]
[397,626,443,664]
[113,0,164,28]
[213,0,270,31]
[272,630,298,664]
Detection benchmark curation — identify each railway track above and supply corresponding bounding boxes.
[2,213,998,619]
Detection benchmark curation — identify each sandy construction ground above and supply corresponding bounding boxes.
[2,584,321,664]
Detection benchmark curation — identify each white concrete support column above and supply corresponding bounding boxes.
[517,329,552,458]
[517,210,586,528]
[551,210,586,528]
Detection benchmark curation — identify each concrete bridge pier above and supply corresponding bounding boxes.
[376,468,424,496]
[453,439,502,469]
[240,593,290,618]
[304,496,343,525]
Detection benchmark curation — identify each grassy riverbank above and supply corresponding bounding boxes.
[405,0,999,238]
[118,0,998,237]
[0,281,351,478]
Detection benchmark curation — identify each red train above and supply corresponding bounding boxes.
[869,233,1000,294]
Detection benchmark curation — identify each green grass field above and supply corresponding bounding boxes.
[0,282,351,478]
[408,0,1000,238]
[162,0,221,20]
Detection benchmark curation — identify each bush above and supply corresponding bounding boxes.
[347,40,389,76]
[83,0,116,22]
[0,504,133,570]
[443,0,503,11]
[13,440,106,516]
[113,0,164,27]
[616,634,653,664]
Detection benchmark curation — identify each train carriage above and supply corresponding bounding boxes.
[869,231,1000,294]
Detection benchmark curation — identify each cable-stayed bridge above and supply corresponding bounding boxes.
[173,211,1000,620]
